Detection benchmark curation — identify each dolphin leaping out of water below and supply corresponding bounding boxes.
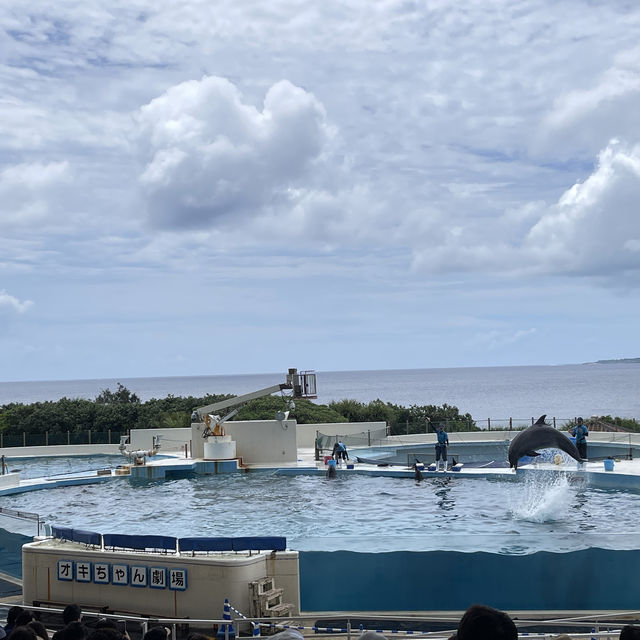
[508,414,583,470]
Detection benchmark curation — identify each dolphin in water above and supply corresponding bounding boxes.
[508,414,583,470]
[411,458,424,481]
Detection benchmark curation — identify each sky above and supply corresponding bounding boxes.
[2,1,640,382]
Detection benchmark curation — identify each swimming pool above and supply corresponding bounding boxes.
[2,457,640,554]
[2,454,124,479]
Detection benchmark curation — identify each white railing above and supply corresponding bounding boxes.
[1,601,638,640]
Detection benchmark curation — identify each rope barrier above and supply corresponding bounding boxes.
[226,599,259,637]
[259,623,349,634]
[517,634,618,639]
[226,603,246,619]
[217,598,629,640]
[257,622,451,636]
[252,620,621,639]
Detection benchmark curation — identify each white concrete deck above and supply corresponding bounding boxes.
[2,437,640,497]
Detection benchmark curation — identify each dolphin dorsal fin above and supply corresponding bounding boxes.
[533,415,547,426]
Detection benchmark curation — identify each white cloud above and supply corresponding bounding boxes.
[0,161,71,228]
[538,46,640,158]
[1,160,70,188]
[0,289,33,314]
[546,68,640,129]
[525,141,640,277]
[135,76,336,229]
[412,140,640,284]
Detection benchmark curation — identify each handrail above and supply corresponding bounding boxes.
[0,506,43,536]
[1,601,637,639]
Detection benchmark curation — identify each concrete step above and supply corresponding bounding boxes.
[256,588,284,610]
[250,576,275,596]
[262,603,294,618]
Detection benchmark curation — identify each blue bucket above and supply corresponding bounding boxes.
[604,459,614,472]
[327,459,337,468]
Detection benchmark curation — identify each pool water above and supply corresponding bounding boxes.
[2,454,125,479]
[2,457,640,554]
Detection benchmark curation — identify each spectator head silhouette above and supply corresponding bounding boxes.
[62,605,82,626]
[456,604,517,640]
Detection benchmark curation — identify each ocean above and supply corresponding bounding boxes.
[1,363,639,423]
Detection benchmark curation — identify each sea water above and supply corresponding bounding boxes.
[1,363,639,421]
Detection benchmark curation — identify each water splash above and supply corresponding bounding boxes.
[510,471,573,523]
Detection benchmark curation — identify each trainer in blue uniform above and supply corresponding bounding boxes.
[571,417,589,460]
[435,425,449,471]
[332,441,348,461]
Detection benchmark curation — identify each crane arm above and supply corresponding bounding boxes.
[193,383,292,421]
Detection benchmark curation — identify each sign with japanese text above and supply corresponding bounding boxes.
[57,560,187,591]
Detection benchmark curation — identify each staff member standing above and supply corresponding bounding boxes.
[571,417,589,460]
[435,425,449,471]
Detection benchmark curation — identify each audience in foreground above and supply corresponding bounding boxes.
[3,608,25,638]
[6,600,640,640]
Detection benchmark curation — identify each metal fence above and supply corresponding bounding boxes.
[391,416,583,435]
[0,417,632,449]
[0,506,43,536]
[0,430,128,448]
[316,428,390,451]
[0,419,587,449]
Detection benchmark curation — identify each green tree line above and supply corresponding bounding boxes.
[0,384,232,435]
[0,383,477,436]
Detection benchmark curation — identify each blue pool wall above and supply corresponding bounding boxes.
[300,548,640,611]
[127,459,240,479]
[0,527,30,578]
